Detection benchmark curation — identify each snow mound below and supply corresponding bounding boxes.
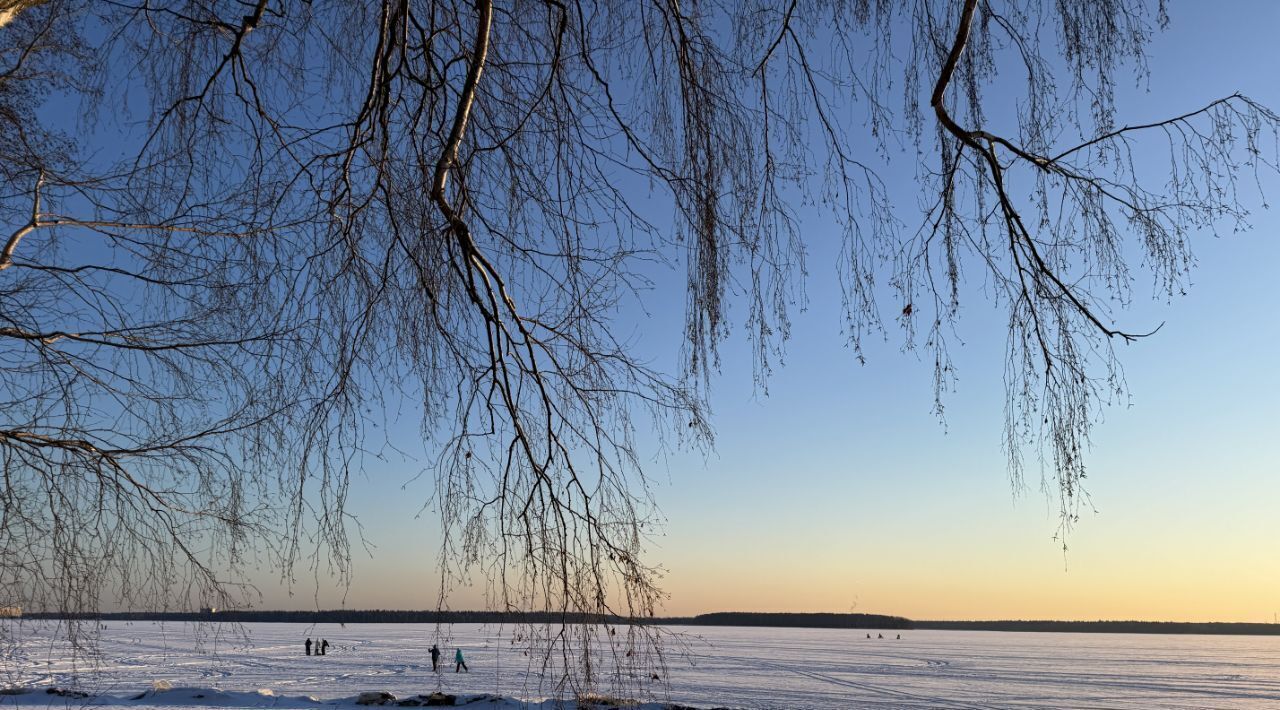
[130,686,294,706]
[0,686,704,708]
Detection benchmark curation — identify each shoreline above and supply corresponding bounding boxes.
[11,611,1280,636]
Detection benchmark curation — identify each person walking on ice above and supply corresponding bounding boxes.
[455,648,469,673]
[305,638,312,656]
[430,644,440,671]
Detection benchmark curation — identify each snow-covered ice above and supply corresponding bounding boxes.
[3,621,1280,708]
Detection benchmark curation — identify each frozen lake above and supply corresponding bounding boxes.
[3,621,1280,708]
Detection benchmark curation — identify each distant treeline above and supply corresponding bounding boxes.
[20,611,1280,635]
[25,610,614,625]
[24,609,910,630]
[916,620,1280,635]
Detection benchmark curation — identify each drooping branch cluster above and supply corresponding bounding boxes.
[903,0,1277,527]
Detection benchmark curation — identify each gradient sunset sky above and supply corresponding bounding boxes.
[252,1,1280,622]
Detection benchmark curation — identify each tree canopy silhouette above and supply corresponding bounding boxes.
[1,0,1275,694]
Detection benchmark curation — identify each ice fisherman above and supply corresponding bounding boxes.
[321,639,330,655]
[430,644,441,671]
[305,638,312,656]
[455,648,469,673]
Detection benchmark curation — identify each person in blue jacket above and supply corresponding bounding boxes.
[455,648,469,672]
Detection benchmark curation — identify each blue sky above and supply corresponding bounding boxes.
[246,1,1280,621]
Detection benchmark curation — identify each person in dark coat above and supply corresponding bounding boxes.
[321,639,329,655]
[305,638,312,656]
[430,644,440,671]
[454,648,468,673]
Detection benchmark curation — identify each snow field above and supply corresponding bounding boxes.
[3,621,1280,708]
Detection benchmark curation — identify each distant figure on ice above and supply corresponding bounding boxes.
[321,639,330,655]
[305,638,312,656]
[455,648,469,673]
[430,644,440,671]
[865,633,870,639]
[896,634,901,640]
[877,633,883,639]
